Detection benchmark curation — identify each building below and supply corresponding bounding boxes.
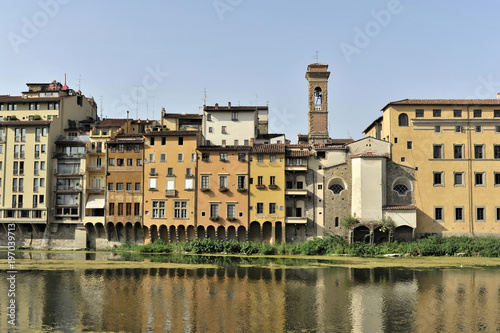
[161,109,202,131]
[364,98,500,237]
[142,130,200,242]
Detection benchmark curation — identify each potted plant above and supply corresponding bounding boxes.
[237,187,246,192]
[202,158,209,162]
[200,187,210,192]
[227,216,237,221]
[219,158,228,162]
[209,216,220,221]
[219,187,228,192]
[238,158,246,162]
[268,184,278,189]
[256,184,266,189]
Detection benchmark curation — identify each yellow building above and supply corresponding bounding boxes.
[160,109,202,131]
[364,98,500,236]
[249,144,286,243]
[143,130,200,242]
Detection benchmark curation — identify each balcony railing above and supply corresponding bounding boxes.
[55,186,81,192]
[87,187,105,193]
[86,166,104,171]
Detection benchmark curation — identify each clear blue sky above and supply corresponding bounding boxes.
[1,0,500,141]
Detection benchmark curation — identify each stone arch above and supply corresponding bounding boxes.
[248,222,261,242]
[125,222,134,242]
[275,222,283,244]
[394,225,413,242]
[398,113,409,126]
[85,223,96,249]
[207,226,216,240]
[327,177,347,194]
[373,226,389,244]
[237,226,246,242]
[150,225,159,242]
[116,222,124,242]
[262,222,272,243]
[95,223,105,239]
[143,226,150,244]
[353,225,370,243]
[217,226,226,240]
[197,226,206,240]
[107,223,117,242]
[391,177,413,196]
[178,225,187,242]
[159,225,168,241]
[133,222,143,243]
[187,226,196,241]
[227,226,237,241]
[314,86,322,108]
[169,225,177,242]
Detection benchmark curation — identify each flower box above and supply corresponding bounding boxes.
[209,216,220,221]
[219,158,228,162]
[200,188,210,192]
[219,187,228,192]
[237,188,247,192]
[227,217,237,221]
[268,184,278,189]
[255,185,266,189]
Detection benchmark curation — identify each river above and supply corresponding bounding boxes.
[1,251,499,332]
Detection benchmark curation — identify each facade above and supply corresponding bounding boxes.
[161,110,202,131]
[142,130,200,242]
[249,144,286,243]
[364,98,500,237]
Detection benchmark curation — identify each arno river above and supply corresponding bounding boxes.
[1,252,500,332]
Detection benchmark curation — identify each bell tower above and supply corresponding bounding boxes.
[306,63,330,143]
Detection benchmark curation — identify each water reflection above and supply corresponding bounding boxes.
[1,255,500,332]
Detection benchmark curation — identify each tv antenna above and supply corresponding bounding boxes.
[312,51,319,63]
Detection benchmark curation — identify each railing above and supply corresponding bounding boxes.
[86,166,104,171]
[55,186,81,192]
[87,187,105,193]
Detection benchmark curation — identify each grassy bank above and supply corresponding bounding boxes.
[117,235,500,257]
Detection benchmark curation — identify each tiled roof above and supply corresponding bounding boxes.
[383,99,500,110]
[107,137,144,144]
[0,96,64,102]
[256,133,285,140]
[327,138,354,145]
[286,149,313,157]
[350,152,389,158]
[94,119,129,127]
[362,116,383,134]
[144,130,200,136]
[197,145,252,151]
[116,133,143,138]
[132,119,157,124]
[383,205,416,210]
[204,105,268,112]
[251,143,286,153]
[0,120,51,126]
[162,113,202,119]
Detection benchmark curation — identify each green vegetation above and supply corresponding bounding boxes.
[116,235,500,257]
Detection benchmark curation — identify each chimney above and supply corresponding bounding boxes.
[250,138,254,146]
[497,93,500,100]
[215,103,219,109]
[228,102,231,109]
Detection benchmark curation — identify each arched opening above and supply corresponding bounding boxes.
[85,223,96,250]
[248,222,261,242]
[275,222,283,244]
[398,113,409,126]
[262,222,272,243]
[394,225,413,242]
[159,225,168,242]
[237,226,246,242]
[143,226,150,244]
[95,223,105,239]
[217,226,226,240]
[125,222,134,242]
[314,87,322,110]
[197,226,206,240]
[150,225,159,242]
[327,177,347,195]
[353,225,370,243]
[107,223,117,242]
[169,225,177,243]
[187,226,196,241]
[207,226,216,240]
[392,177,412,199]
[178,225,187,242]
[133,222,143,243]
[116,223,124,242]
[227,226,237,241]
[374,226,389,244]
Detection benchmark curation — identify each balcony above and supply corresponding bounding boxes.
[285,164,307,171]
[87,187,105,193]
[87,149,103,154]
[86,166,104,172]
[285,217,308,224]
[55,186,81,192]
[55,168,84,176]
[285,188,307,196]
[164,189,176,197]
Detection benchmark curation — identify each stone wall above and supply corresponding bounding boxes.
[324,159,353,236]
[386,162,416,206]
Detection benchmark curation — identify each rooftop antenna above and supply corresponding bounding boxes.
[148,95,154,120]
[78,74,82,91]
[135,86,140,119]
[204,87,207,106]
[312,51,319,63]
[146,102,149,120]
[256,94,259,106]
[99,96,103,120]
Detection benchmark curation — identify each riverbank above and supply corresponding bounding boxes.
[116,234,500,257]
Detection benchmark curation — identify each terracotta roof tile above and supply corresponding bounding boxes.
[95,119,129,127]
[251,144,286,153]
[144,130,200,136]
[0,96,64,102]
[286,150,313,157]
[383,99,500,110]
[350,152,389,158]
[162,113,202,119]
[204,105,268,112]
[0,120,51,126]
[383,205,416,210]
[197,145,252,151]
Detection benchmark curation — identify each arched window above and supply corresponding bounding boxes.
[393,184,409,195]
[335,217,339,227]
[329,184,344,194]
[398,113,409,126]
[314,87,322,110]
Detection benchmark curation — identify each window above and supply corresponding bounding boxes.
[149,153,154,162]
[219,175,228,189]
[433,172,444,186]
[475,172,485,186]
[108,183,114,191]
[496,126,500,133]
[432,109,443,117]
[474,145,484,159]
[434,126,441,133]
[221,126,227,134]
[41,161,45,170]
[118,144,124,152]
[167,167,174,176]
[186,168,192,176]
[474,109,482,118]
[201,175,210,189]
[495,110,500,118]
[152,201,165,218]
[394,137,398,144]
[454,172,464,186]
[160,153,166,162]
[398,113,409,126]
[269,203,276,214]
[232,111,238,121]
[208,127,213,133]
[126,203,132,216]
[476,207,485,222]
[166,179,175,191]
[117,203,123,216]
[109,203,114,215]
[177,153,183,162]
[455,125,462,133]
[126,183,132,191]
[135,183,141,191]
[270,155,276,163]
[40,178,45,187]
[178,137,183,145]
[257,176,263,186]
[329,183,344,194]
[476,126,482,133]
[497,207,500,222]
[126,144,132,152]
[161,137,166,145]
[111,146,116,153]
[185,178,194,190]
[244,139,249,146]
[127,159,133,166]
[454,109,462,117]
[393,184,409,195]
[433,145,443,159]
[149,178,157,189]
[256,203,264,214]
[407,141,412,149]
[134,144,140,152]
[434,207,443,221]
[237,175,245,189]
[117,159,124,166]
[134,203,140,216]
[227,204,236,218]
[455,207,464,222]
[494,145,500,159]
[234,140,239,145]
[202,152,210,161]
[174,201,187,218]
[219,152,228,161]
[109,158,115,166]
[495,173,500,186]
[116,183,124,191]
[210,203,219,218]
[415,109,424,118]
[257,155,264,163]
[453,145,463,159]
[207,113,212,121]
[270,176,276,186]
[150,137,155,145]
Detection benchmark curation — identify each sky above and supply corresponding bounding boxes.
[1,0,500,142]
